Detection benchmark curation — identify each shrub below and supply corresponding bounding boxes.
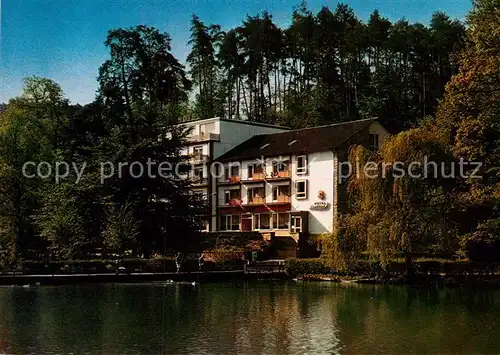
[461,218,500,262]
[284,258,332,277]
[204,246,245,270]
[198,232,262,250]
[244,239,273,260]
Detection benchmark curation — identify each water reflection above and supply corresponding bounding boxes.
[0,282,499,354]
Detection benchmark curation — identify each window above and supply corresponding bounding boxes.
[224,189,240,204]
[193,146,204,160]
[247,187,264,204]
[369,134,379,151]
[229,165,239,179]
[296,155,308,175]
[196,216,209,231]
[272,213,289,230]
[220,215,240,231]
[272,160,289,177]
[200,122,215,137]
[193,146,203,155]
[295,179,308,199]
[272,185,290,202]
[224,165,239,180]
[248,163,264,179]
[231,215,240,230]
[220,215,228,231]
[254,213,271,230]
[260,214,270,229]
[193,167,204,182]
[272,186,279,201]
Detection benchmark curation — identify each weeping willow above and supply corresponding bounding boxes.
[324,124,459,274]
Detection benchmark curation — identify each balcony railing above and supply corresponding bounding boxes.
[250,172,265,180]
[267,170,291,179]
[270,195,291,203]
[220,176,240,184]
[192,177,209,185]
[191,154,209,163]
[247,196,265,205]
[218,198,242,207]
[187,133,220,142]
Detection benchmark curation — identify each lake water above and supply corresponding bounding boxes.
[0,281,499,354]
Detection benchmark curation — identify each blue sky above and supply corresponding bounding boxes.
[1,0,472,104]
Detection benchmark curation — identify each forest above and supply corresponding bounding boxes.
[185,2,465,131]
[0,0,498,270]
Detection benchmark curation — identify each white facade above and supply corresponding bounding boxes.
[180,117,287,159]
[215,120,391,237]
[216,151,335,235]
[176,117,288,231]
[291,151,335,234]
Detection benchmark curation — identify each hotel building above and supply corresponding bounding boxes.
[177,117,289,231]
[214,118,390,257]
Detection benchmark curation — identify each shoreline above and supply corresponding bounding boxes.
[0,270,288,286]
[3,270,500,289]
[293,274,500,288]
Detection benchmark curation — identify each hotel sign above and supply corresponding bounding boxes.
[310,201,330,211]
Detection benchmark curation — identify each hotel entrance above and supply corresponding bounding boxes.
[291,215,302,233]
[290,211,308,234]
[241,215,252,231]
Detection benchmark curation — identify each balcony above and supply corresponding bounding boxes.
[218,198,243,207]
[219,176,241,185]
[246,196,265,205]
[241,172,265,183]
[187,133,220,142]
[266,170,291,181]
[268,195,291,204]
[192,177,209,186]
[190,154,209,164]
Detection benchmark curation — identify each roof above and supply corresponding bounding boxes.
[178,116,290,130]
[217,118,379,162]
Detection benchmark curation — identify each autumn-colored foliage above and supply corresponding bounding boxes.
[326,0,500,270]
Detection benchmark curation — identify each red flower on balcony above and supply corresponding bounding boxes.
[229,198,242,206]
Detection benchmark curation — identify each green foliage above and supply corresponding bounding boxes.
[187,5,464,128]
[0,25,204,263]
[203,246,245,270]
[330,126,459,273]
[199,231,262,249]
[187,14,224,118]
[461,218,500,261]
[103,201,140,254]
[284,258,332,277]
[435,0,500,233]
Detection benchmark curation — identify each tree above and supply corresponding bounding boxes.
[435,0,500,233]
[187,14,223,118]
[98,25,206,256]
[331,124,458,277]
[0,77,66,262]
